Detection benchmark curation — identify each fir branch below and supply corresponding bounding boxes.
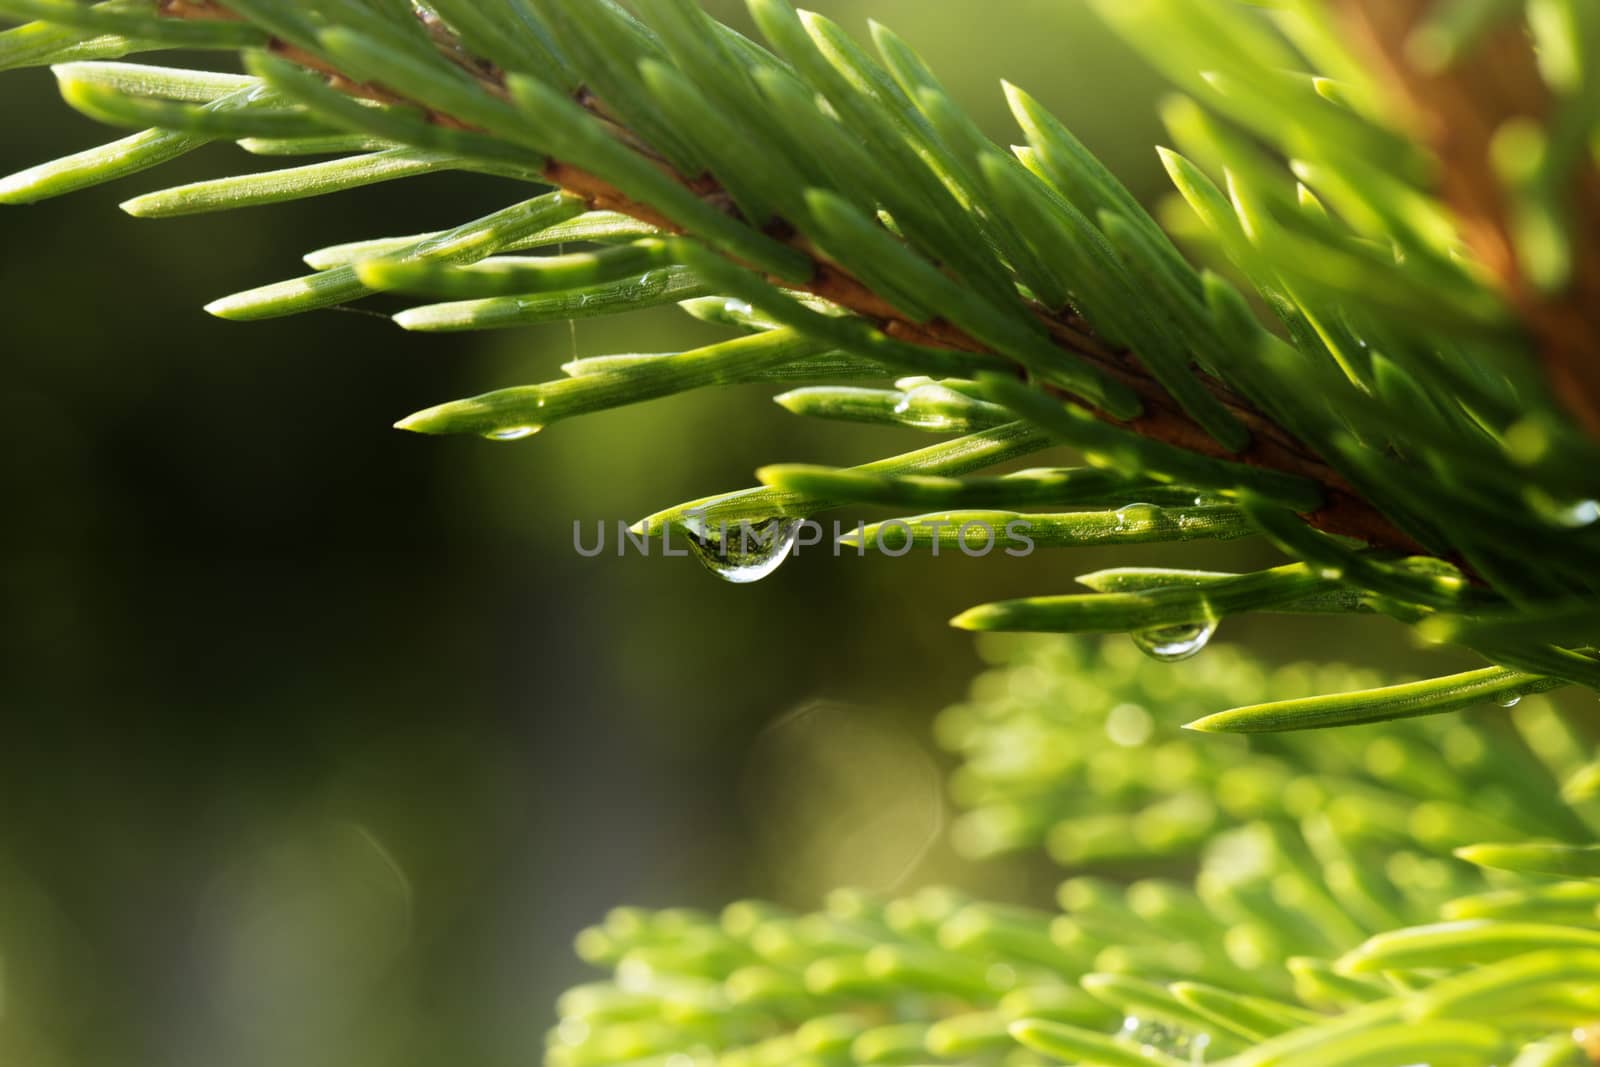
[148,0,1430,556]
[7,0,1600,704]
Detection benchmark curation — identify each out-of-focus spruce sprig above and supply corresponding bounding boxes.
[5,0,1600,729]
[553,637,1600,1067]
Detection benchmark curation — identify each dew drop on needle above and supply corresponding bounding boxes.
[1132,620,1217,663]
[684,518,803,584]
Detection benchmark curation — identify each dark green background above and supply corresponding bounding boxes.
[0,6,1478,1066]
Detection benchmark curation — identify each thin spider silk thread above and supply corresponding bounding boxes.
[560,241,579,363]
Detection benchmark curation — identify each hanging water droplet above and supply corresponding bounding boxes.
[684,517,803,584]
[892,393,913,416]
[723,299,754,318]
[1131,620,1218,663]
[484,425,542,442]
[1120,1015,1211,1063]
[1497,694,1522,708]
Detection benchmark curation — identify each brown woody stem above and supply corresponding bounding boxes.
[1336,0,1600,436]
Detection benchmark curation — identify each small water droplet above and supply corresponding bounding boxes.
[883,384,980,431]
[413,235,448,257]
[1115,503,1163,529]
[485,425,542,441]
[684,517,803,584]
[1498,694,1522,708]
[1563,500,1598,527]
[1527,489,1600,529]
[1131,620,1217,663]
[723,299,754,318]
[1120,1015,1211,1063]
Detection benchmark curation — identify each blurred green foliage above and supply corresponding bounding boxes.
[553,637,1600,1067]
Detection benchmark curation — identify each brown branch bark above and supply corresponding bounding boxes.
[161,0,1427,555]
[1335,0,1600,436]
